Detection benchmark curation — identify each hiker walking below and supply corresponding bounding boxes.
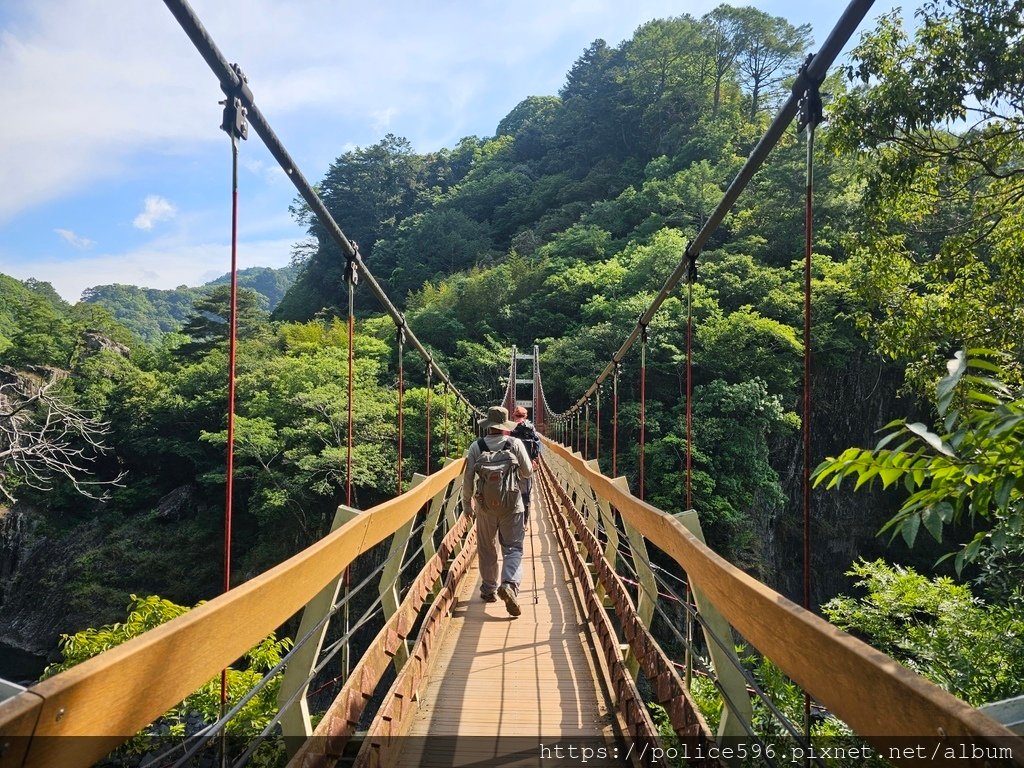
[463,405,532,617]
[510,405,541,528]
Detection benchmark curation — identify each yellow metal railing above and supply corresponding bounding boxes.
[541,437,1023,766]
[0,461,464,768]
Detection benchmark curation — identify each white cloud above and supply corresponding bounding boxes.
[54,228,95,249]
[0,0,703,223]
[133,196,177,231]
[3,237,297,303]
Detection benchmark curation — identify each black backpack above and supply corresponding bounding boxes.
[472,438,521,513]
[511,421,540,461]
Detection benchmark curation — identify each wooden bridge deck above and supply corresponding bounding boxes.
[398,488,618,764]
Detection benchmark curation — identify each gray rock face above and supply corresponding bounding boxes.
[0,505,57,657]
[79,330,131,362]
[753,350,919,607]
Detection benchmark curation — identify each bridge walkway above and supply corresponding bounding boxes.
[399,488,618,765]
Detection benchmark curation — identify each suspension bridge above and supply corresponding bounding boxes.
[1,0,1022,766]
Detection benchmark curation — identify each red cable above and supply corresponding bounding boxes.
[425,367,432,474]
[397,330,404,495]
[611,366,619,476]
[803,126,815,614]
[686,279,693,511]
[801,80,821,754]
[584,403,590,459]
[535,368,542,435]
[640,331,647,500]
[346,280,354,509]
[221,135,241,707]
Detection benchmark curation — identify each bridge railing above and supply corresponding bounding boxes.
[540,437,1021,766]
[0,460,467,768]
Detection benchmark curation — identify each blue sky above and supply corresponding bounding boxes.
[0,1,919,303]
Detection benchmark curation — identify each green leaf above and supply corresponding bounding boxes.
[879,466,902,488]
[993,476,1014,511]
[966,390,1001,406]
[901,513,920,547]
[905,422,955,457]
[854,465,880,491]
[990,413,1024,437]
[921,505,945,542]
[966,358,1002,374]
[873,430,902,452]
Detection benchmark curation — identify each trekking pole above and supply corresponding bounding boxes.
[531,473,539,604]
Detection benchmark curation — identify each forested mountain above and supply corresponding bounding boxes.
[80,264,300,342]
[277,8,812,317]
[1,0,1021,718]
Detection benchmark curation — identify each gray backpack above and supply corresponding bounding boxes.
[473,438,521,513]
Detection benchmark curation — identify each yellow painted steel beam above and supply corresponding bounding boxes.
[0,461,463,768]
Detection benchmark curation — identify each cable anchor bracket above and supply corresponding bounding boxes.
[344,241,361,287]
[684,249,698,284]
[219,63,251,141]
[796,54,825,133]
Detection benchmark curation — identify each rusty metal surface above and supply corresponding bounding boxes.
[540,474,662,766]
[289,512,474,768]
[350,523,480,768]
[542,463,714,766]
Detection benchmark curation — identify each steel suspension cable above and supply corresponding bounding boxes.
[639,326,648,500]
[162,0,484,422]
[541,0,876,422]
[397,326,406,495]
[595,389,601,464]
[425,365,432,474]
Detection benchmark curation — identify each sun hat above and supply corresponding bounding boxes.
[477,405,517,432]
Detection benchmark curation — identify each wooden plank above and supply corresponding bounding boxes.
[543,440,1023,764]
[380,490,616,765]
[289,509,473,768]
[10,461,463,768]
[0,690,44,768]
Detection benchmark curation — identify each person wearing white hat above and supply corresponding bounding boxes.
[462,405,532,616]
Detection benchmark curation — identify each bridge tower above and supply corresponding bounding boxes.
[509,345,537,427]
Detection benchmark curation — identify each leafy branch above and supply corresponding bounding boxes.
[812,349,1024,572]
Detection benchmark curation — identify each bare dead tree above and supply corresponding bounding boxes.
[0,367,126,503]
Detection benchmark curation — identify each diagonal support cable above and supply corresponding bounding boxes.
[558,0,877,417]
[162,0,482,418]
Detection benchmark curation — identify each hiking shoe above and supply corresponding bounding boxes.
[480,591,497,603]
[497,583,521,617]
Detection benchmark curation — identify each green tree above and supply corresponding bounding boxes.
[822,559,1024,706]
[44,594,291,763]
[176,285,269,359]
[826,0,1024,388]
[813,350,1024,577]
[733,7,811,120]
[701,5,746,117]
